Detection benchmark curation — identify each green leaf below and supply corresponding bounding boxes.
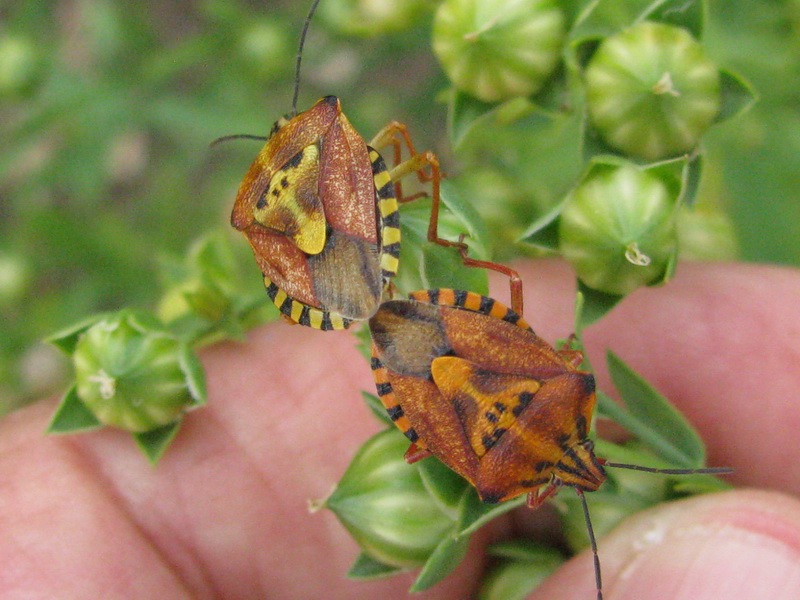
[636,0,706,38]
[602,351,706,467]
[134,421,182,464]
[409,528,470,592]
[486,539,564,561]
[46,313,111,354]
[516,195,570,252]
[642,155,690,202]
[417,456,470,516]
[396,197,489,296]
[715,68,758,124]
[47,385,102,433]
[439,179,491,260]
[346,552,406,580]
[479,540,564,600]
[459,487,525,536]
[575,283,623,332]
[178,343,207,406]
[448,89,502,150]
[361,391,393,427]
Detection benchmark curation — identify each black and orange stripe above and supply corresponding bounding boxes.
[370,354,423,445]
[407,289,532,332]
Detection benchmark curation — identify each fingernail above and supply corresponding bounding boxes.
[604,491,800,600]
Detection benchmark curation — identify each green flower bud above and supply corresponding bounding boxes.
[0,34,42,97]
[0,251,30,306]
[559,162,678,296]
[318,0,430,37]
[324,428,455,568]
[72,311,201,432]
[433,0,566,103]
[158,232,246,325]
[584,22,721,160]
[237,20,292,80]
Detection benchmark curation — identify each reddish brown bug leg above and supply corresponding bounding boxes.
[404,443,432,464]
[369,122,439,203]
[526,479,561,510]
[453,240,525,317]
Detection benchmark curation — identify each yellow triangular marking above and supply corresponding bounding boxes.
[254,145,326,255]
[432,356,541,457]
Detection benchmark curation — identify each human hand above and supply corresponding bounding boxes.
[3,260,799,599]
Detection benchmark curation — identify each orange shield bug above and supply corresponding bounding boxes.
[224,0,455,330]
[368,267,730,599]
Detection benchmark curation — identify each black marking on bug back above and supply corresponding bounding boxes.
[405,428,420,443]
[513,391,534,417]
[580,372,596,395]
[534,460,554,473]
[386,404,404,421]
[265,281,280,301]
[382,209,400,230]
[369,147,389,175]
[479,295,495,314]
[268,115,290,140]
[298,306,312,328]
[279,295,294,317]
[482,428,507,452]
[382,242,401,258]
[376,180,394,200]
[575,414,589,440]
[481,491,503,504]
[370,356,382,371]
[283,147,306,171]
[376,382,392,397]
[485,411,499,424]
[453,290,468,308]
[256,193,268,210]
[321,312,334,331]
[494,401,507,414]
[502,310,521,326]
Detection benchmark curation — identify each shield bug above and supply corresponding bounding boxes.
[368,269,730,599]
[224,0,455,330]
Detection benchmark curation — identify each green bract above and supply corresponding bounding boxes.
[584,22,721,160]
[318,0,430,36]
[324,428,455,568]
[433,0,565,103]
[559,163,678,295]
[72,311,198,432]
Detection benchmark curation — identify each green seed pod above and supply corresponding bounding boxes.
[584,22,721,160]
[433,0,566,103]
[324,428,455,568]
[72,311,200,432]
[318,0,430,37]
[558,163,678,296]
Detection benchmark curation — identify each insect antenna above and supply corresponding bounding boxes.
[209,133,269,148]
[292,0,323,117]
[603,462,733,476]
[575,488,603,600]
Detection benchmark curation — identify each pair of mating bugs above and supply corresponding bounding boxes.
[225,3,728,598]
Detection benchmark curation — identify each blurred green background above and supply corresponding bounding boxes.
[1,0,798,414]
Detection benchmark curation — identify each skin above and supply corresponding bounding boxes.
[2,260,800,599]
